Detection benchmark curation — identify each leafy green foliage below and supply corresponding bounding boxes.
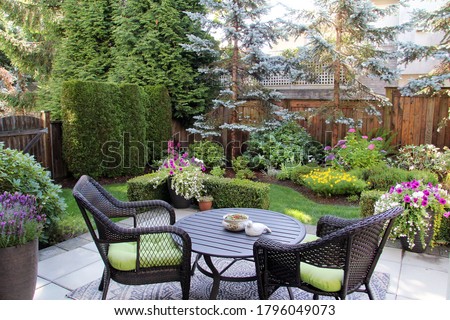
[0,143,66,245]
[188,140,226,168]
[232,156,255,180]
[209,166,225,177]
[396,144,450,180]
[203,176,270,209]
[357,165,438,191]
[325,129,386,170]
[245,121,323,169]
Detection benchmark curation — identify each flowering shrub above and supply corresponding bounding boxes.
[0,192,46,248]
[374,180,450,249]
[302,168,368,196]
[324,128,386,170]
[396,144,450,180]
[148,141,206,200]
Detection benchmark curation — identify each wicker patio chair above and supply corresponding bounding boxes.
[253,206,403,300]
[72,175,192,300]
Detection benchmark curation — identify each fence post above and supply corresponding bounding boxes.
[40,111,52,174]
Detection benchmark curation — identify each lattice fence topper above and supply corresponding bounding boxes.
[219,64,345,87]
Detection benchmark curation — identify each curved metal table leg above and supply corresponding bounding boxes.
[198,255,257,300]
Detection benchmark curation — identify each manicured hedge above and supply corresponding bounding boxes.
[127,172,170,203]
[127,174,270,210]
[203,176,270,209]
[62,80,165,178]
[144,85,172,163]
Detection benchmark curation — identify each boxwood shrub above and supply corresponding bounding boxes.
[127,172,170,203]
[203,176,270,209]
[359,190,385,217]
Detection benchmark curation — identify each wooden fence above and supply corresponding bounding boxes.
[172,88,450,153]
[0,111,67,179]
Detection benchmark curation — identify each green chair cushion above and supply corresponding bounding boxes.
[299,234,344,292]
[108,233,183,271]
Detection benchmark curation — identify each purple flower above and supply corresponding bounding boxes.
[423,190,430,196]
[169,170,174,175]
[396,188,403,194]
[439,198,447,205]
[421,199,428,207]
[324,146,332,151]
[404,195,411,203]
[325,154,336,161]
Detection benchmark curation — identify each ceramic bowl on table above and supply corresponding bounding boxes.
[222,213,249,232]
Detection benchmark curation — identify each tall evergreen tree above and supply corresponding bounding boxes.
[399,1,449,97]
[0,0,61,111]
[109,0,215,120]
[182,0,297,158]
[43,0,114,118]
[286,0,405,145]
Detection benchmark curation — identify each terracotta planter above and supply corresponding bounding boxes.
[0,239,38,299]
[199,200,213,211]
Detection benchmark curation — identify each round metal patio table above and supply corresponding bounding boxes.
[174,208,306,299]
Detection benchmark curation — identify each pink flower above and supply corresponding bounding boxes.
[341,144,347,149]
[439,198,447,205]
[404,195,411,203]
[362,135,368,139]
[444,212,450,218]
[367,144,375,150]
[169,170,174,175]
[348,128,356,133]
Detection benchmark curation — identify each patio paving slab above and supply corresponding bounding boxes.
[38,247,100,281]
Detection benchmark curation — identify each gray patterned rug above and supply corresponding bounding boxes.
[67,257,390,300]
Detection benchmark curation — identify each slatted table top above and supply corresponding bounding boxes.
[175,208,306,258]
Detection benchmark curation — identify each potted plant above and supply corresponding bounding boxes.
[198,195,214,211]
[149,141,207,208]
[0,191,46,299]
[374,179,450,253]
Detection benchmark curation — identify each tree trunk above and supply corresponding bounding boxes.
[332,10,343,146]
[230,3,240,160]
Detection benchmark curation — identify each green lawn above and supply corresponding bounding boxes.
[57,183,128,239]
[58,182,360,239]
[268,184,360,225]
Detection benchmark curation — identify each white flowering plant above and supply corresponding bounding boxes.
[374,179,450,249]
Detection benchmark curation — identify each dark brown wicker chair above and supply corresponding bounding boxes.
[72,175,192,300]
[253,206,403,300]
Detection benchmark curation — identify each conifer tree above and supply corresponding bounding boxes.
[43,0,114,118]
[286,0,405,145]
[109,0,215,120]
[182,0,297,158]
[0,0,61,110]
[399,1,449,97]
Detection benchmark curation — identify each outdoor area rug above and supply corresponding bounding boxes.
[67,257,390,300]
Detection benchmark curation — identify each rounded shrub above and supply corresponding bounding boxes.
[245,121,323,169]
[0,143,66,245]
[188,140,226,168]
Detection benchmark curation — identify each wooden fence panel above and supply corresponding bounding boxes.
[0,111,55,176]
[171,89,450,158]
